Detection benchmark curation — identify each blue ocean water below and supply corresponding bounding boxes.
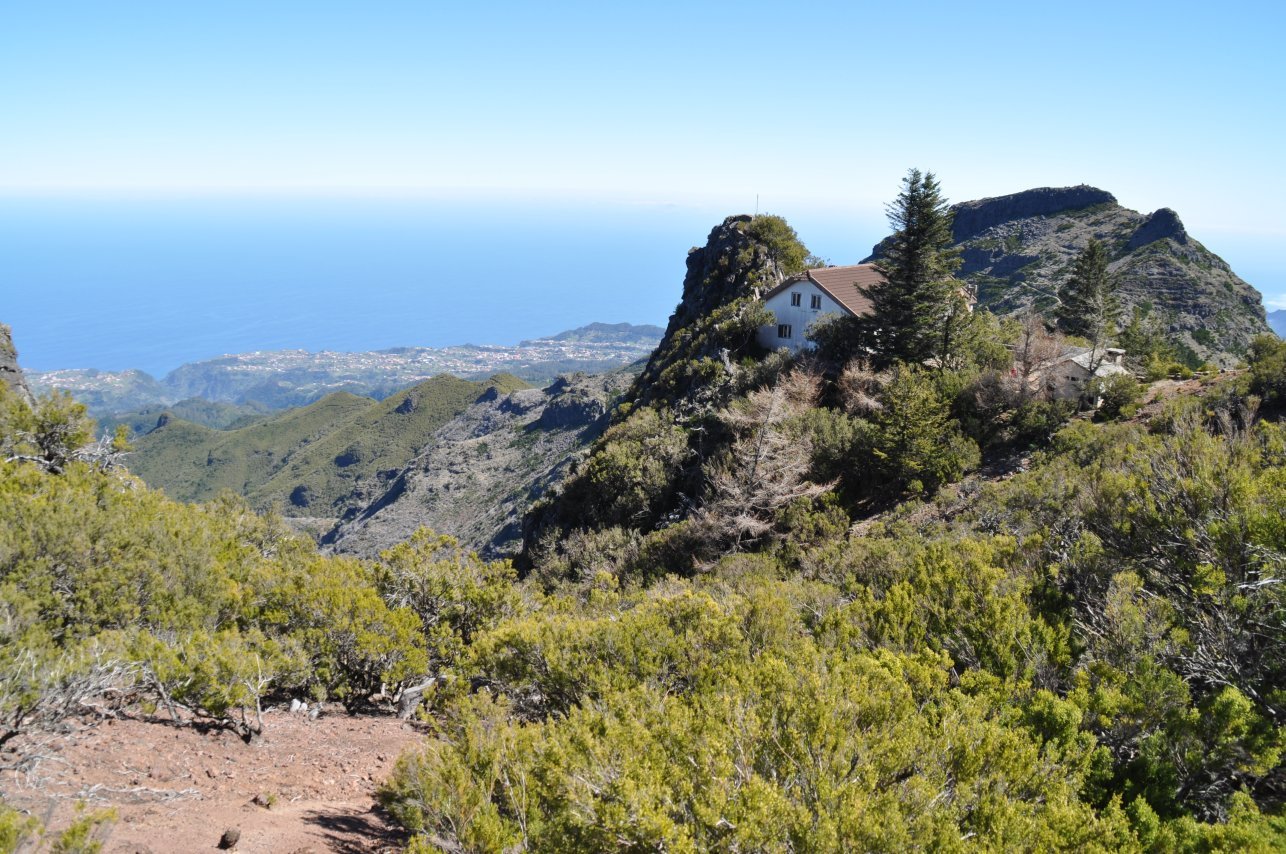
[0,197,668,375]
[2,195,875,377]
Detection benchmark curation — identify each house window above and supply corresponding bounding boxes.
[790,292,801,307]
[810,294,822,309]
[777,324,793,339]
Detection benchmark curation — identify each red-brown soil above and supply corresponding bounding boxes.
[4,708,424,852]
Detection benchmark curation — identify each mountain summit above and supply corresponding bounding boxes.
[866,185,1268,365]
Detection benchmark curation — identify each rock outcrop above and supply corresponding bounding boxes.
[519,215,803,562]
[949,185,1118,243]
[0,324,33,404]
[538,375,608,429]
[1125,207,1188,251]
[629,215,788,407]
[866,186,1268,366]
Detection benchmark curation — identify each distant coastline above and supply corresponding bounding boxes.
[26,322,664,415]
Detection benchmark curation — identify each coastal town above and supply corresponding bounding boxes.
[28,325,662,413]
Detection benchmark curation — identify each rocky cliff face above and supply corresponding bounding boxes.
[866,186,1268,366]
[323,371,629,559]
[0,324,33,404]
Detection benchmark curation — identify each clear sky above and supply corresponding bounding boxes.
[3,1,1284,309]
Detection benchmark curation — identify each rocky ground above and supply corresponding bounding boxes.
[3,708,424,853]
[324,370,631,559]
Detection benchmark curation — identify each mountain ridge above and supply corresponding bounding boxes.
[124,373,530,518]
[864,185,1267,365]
[323,369,633,558]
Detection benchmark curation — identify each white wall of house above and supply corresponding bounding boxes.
[1045,361,1094,400]
[757,281,850,352]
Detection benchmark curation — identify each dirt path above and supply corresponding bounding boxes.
[4,708,424,852]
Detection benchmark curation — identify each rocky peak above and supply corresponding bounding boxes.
[1125,207,1188,251]
[630,215,789,407]
[666,215,761,334]
[949,185,1118,242]
[543,374,582,397]
[0,324,33,405]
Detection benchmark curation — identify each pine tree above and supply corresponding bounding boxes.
[869,365,979,497]
[1056,239,1121,373]
[864,169,963,368]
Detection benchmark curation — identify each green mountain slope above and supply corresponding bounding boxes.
[101,398,271,436]
[250,373,529,513]
[126,391,374,503]
[126,372,531,516]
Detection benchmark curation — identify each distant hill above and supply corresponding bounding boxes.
[99,398,271,436]
[527,322,666,345]
[125,391,375,507]
[31,368,166,414]
[29,323,661,417]
[1270,309,1286,337]
[866,186,1268,366]
[126,373,529,519]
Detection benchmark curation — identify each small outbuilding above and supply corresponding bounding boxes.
[1034,346,1131,400]
[757,264,884,352]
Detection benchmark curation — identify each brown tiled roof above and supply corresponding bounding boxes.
[763,264,883,317]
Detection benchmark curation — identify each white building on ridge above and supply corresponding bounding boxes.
[757,264,885,352]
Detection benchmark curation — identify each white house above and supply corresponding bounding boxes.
[757,264,884,352]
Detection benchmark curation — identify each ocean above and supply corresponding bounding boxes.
[0,195,882,377]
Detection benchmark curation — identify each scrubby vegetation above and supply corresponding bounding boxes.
[0,385,521,754]
[378,359,1286,850]
[468,183,1285,849]
[2,188,1284,848]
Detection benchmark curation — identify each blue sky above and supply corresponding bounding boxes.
[3,1,1285,308]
